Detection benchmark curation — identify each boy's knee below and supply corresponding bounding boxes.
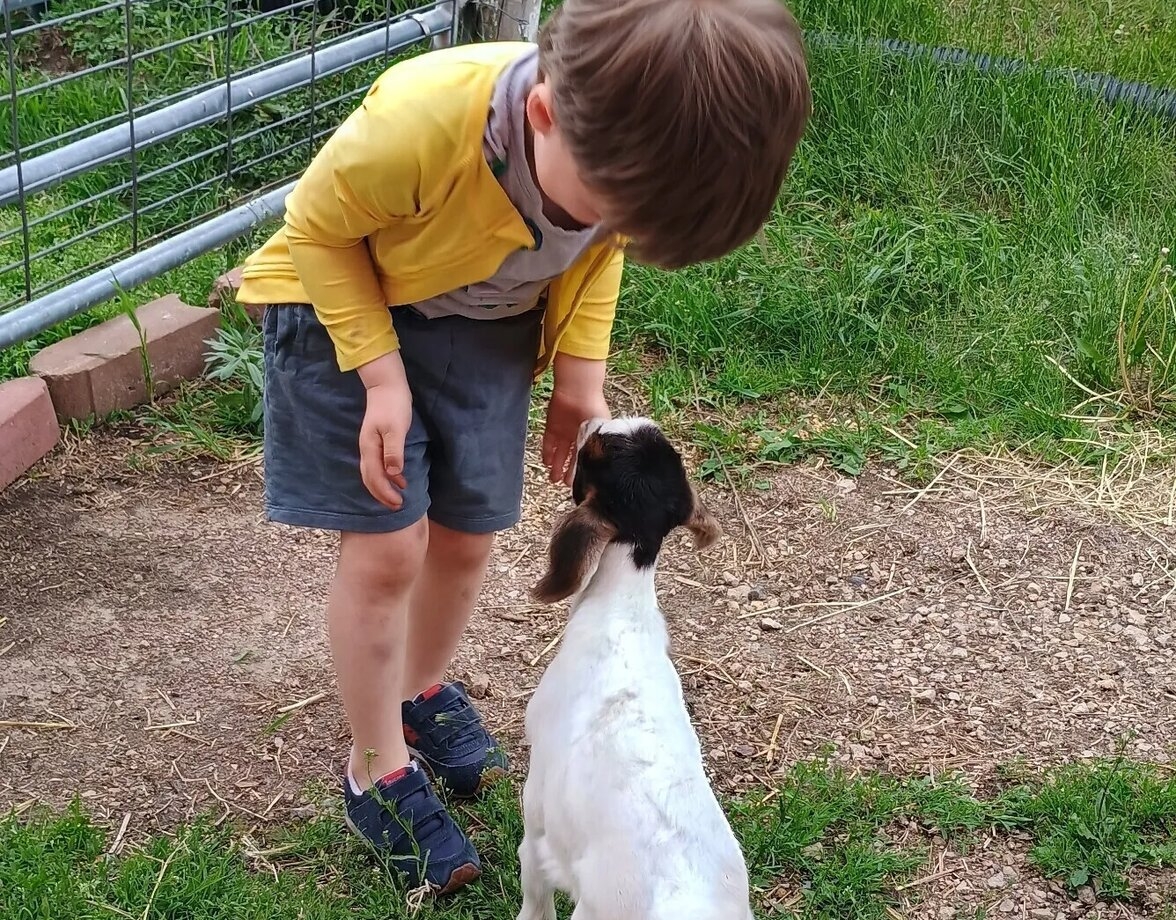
[428,522,495,569]
[339,520,429,596]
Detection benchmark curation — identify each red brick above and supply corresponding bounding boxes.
[0,376,60,491]
[29,295,221,423]
[208,267,263,324]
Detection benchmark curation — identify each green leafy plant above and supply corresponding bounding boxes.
[202,317,264,436]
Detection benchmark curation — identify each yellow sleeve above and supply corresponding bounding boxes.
[556,247,625,361]
[283,90,429,372]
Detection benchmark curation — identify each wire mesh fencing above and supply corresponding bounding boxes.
[0,0,457,350]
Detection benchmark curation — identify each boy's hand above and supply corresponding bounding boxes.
[357,352,413,510]
[542,354,609,486]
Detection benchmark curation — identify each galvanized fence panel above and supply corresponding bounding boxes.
[0,0,457,350]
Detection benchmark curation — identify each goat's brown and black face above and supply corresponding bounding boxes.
[532,417,721,604]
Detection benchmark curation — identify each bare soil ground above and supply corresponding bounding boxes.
[2,402,1174,917]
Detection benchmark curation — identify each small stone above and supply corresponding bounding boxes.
[468,673,491,699]
[859,728,876,741]
[938,908,957,920]
[1125,611,1147,627]
[949,546,966,562]
[727,584,751,602]
[1031,910,1054,919]
[987,872,1008,890]
[722,571,739,586]
[1077,886,1096,906]
[1027,582,1042,595]
[913,687,937,703]
[760,617,783,632]
[731,743,756,758]
[999,899,1016,914]
[1097,677,1116,690]
[1131,573,1145,587]
[1123,624,1151,646]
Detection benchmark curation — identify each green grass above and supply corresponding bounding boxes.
[2,0,1176,470]
[787,0,1176,87]
[618,42,1176,452]
[3,757,1173,920]
[995,756,1176,898]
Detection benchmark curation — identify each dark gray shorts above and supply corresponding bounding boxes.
[261,303,542,535]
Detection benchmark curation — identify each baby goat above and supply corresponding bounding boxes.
[517,416,753,920]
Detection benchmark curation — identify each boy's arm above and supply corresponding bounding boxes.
[283,93,437,509]
[283,98,428,372]
[552,245,625,362]
[541,247,625,484]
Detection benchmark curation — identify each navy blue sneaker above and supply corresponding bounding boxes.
[402,682,509,799]
[343,763,481,895]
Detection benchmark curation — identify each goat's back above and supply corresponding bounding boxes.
[523,567,751,912]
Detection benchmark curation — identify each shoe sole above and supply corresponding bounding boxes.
[343,810,482,896]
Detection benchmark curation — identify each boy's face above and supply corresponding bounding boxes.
[525,82,610,230]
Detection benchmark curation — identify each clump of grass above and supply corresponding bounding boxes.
[1115,248,1176,415]
[995,755,1176,898]
[731,758,989,919]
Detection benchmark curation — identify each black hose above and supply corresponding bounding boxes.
[806,32,1176,121]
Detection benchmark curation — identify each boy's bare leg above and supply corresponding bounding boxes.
[402,520,495,698]
[329,521,429,788]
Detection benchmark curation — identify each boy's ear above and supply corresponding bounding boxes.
[532,502,615,604]
[525,82,556,136]
[684,485,721,551]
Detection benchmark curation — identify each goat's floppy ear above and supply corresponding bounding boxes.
[532,502,616,604]
[685,484,721,551]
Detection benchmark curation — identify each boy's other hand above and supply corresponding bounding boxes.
[357,353,413,510]
[543,354,609,487]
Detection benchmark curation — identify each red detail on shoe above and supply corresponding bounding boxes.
[417,682,446,702]
[404,725,421,745]
[376,765,413,786]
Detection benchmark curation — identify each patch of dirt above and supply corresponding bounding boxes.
[1,404,1174,917]
[17,27,88,76]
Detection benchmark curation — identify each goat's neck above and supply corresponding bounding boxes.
[577,542,660,615]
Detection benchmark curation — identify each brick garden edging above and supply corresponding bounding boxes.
[30,295,220,423]
[0,376,60,491]
[1,270,247,492]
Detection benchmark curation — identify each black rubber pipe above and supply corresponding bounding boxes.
[806,32,1176,121]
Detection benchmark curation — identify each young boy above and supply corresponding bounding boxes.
[236,0,810,895]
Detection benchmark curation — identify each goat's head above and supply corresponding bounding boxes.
[532,416,721,604]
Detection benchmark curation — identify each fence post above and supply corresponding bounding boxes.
[474,0,541,42]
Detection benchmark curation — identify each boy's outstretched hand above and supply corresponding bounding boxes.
[357,352,414,510]
[542,354,609,486]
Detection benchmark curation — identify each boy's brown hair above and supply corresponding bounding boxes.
[538,0,811,269]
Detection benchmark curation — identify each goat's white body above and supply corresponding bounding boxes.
[517,544,754,920]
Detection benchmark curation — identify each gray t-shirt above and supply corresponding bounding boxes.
[413,46,601,320]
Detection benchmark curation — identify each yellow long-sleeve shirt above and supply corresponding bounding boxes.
[236,41,625,376]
